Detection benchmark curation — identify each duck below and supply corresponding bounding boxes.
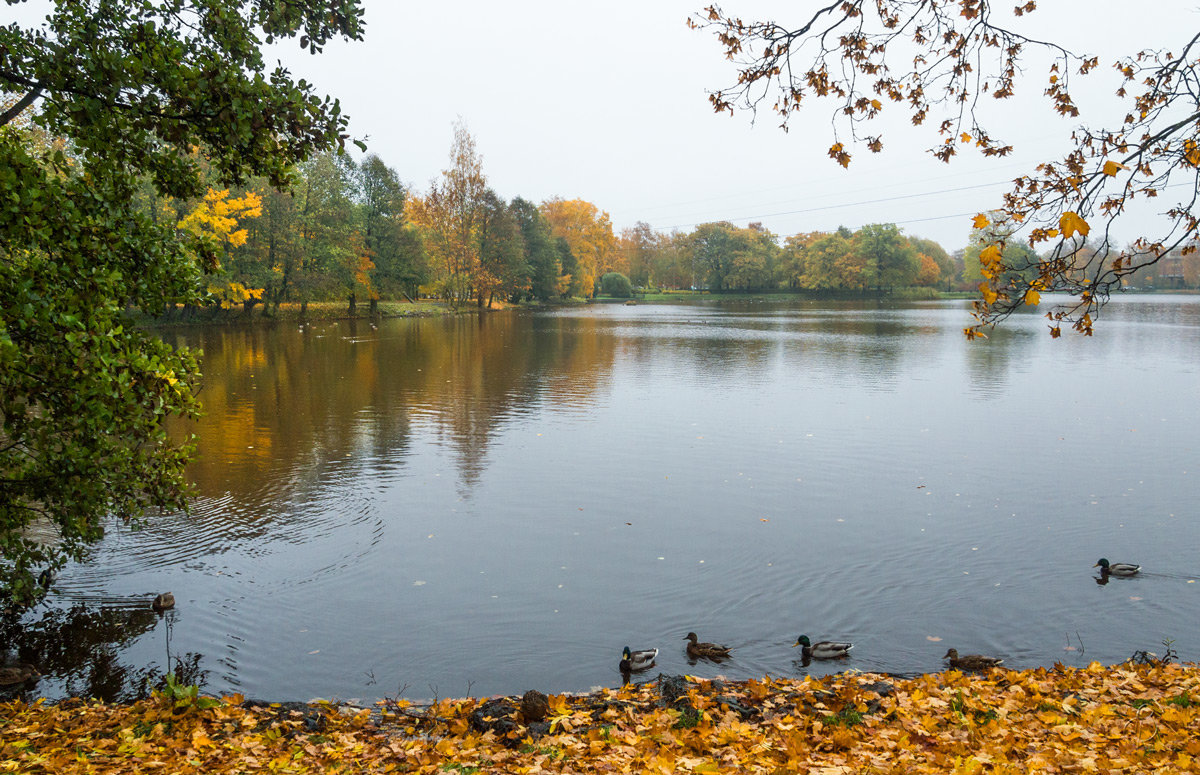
[793,634,853,660]
[943,648,1004,670]
[619,646,658,673]
[151,592,175,611]
[684,632,731,660]
[0,664,38,687]
[1094,558,1140,577]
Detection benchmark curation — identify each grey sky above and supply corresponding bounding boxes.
[269,1,1195,252]
[11,1,1197,251]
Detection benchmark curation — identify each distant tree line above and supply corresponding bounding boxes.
[167,125,977,314]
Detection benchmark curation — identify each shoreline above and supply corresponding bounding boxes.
[4,660,1198,773]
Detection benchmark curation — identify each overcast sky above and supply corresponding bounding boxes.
[14,1,1199,251]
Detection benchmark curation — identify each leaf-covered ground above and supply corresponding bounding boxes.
[3,661,1199,773]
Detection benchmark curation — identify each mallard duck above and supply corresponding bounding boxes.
[0,664,38,686]
[620,646,658,673]
[684,632,731,660]
[793,634,853,660]
[1094,558,1140,577]
[943,648,1004,670]
[151,592,175,611]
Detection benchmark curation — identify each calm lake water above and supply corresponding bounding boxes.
[9,295,1200,703]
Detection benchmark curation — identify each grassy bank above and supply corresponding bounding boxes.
[142,300,466,326]
[3,661,1198,773]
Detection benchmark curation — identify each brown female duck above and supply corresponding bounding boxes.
[684,632,731,660]
[943,648,1004,670]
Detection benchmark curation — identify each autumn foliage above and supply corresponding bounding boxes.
[693,2,1200,336]
[5,662,1200,773]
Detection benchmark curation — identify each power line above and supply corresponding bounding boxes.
[656,179,1012,231]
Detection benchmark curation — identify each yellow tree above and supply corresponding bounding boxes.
[177,188,264,308]
[407,121,487,307]
[915,253,942,287]
[539,198,617,298]
[693,3,1200,336]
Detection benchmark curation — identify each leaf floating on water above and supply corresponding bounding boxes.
[926,636,943,642]
[413,581,426,586]
[308,650,320,655]
[760,518,769,522]
[1130,596,1142,601]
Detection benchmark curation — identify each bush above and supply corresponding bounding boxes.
[599,272,633,298]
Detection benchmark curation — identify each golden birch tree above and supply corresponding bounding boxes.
[407,121,487,308]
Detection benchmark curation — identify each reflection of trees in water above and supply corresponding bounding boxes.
[0,604,206,703]
[169,313,614,503]
[963,325,1035,398]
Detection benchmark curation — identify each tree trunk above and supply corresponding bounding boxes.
[348,292,357,316]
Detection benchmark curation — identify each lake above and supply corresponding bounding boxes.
[9,295,1200,703]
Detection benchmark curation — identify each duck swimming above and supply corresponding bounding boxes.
[943,648,1004,670]
[793,634,853,660]
[0,664,38,687]
[1094,558,1140,577]
[619,646,658,674]
[684,632,731,660]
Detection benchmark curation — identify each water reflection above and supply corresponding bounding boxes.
[168,313,616,503]
[1,603,204,702]
[18,295,1200,703]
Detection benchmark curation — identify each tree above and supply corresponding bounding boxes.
[511,197,561,301]
[407,121,487,307]
[539,198,617,298]
[356,154,424,307]
[854,223,918,291]
[800,231,855,291]
[687,221,742,291]
[0,1,362,603]
[910,237,956,288]
[296,151,370,314]
[177,187,266,311]
[477,190,528,307]
[687,221,779,291]
[693,2,1200,336]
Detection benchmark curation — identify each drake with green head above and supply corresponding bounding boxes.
[619,646,658,674]
[793,635,853,660]
[1094,558,1140,577]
